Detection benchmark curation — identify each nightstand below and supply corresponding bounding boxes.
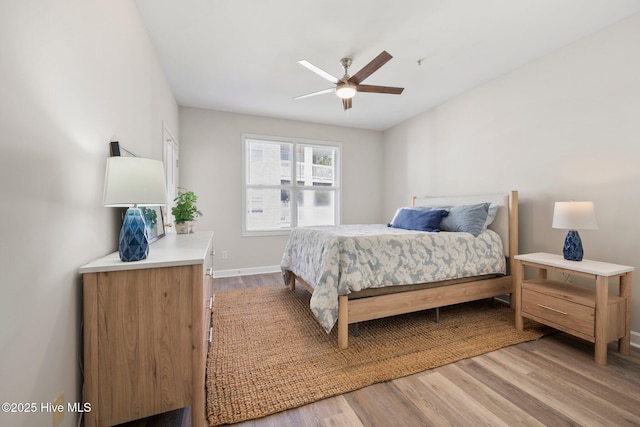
[514,252,633,365]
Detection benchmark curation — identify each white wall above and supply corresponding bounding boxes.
[179,108,384,273]
[0,1,178,426]
[383,13,640,334]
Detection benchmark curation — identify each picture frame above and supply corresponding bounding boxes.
[109,141,166,243]
[140,206,165,243]
[110,140,137,157]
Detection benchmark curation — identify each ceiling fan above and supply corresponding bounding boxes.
[295,50,404,111]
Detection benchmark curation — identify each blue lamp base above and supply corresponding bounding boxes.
[563,230,583,261]
[119,207,149,262]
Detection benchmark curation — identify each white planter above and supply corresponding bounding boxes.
[175,222,191,234]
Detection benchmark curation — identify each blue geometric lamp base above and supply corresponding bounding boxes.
[119,207,149,262]
[563,230,583,261]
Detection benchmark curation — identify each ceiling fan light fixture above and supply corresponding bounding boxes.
[335,83,357,99]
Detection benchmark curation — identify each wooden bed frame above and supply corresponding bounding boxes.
[286,190,519,349]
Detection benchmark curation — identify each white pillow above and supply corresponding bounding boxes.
[483,203,499,229]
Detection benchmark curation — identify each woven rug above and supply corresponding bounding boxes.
[206,285,548,426]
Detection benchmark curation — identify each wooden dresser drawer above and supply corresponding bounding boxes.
[522,288,594,337]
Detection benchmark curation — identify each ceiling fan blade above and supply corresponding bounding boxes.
[294,88,334,100]
[348,51,393,85]
[298,60,340,84]
[356,84,404,95]
[342,98,352,111]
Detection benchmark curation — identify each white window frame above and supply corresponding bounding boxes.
[242,133,341,236]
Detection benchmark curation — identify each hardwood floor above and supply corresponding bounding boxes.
[118,272,640,427]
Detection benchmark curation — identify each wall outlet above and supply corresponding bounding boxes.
[52,392,64,426]
[222,250,228,259]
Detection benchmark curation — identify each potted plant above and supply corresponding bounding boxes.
[171,188,203,234]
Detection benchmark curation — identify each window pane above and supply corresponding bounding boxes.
[296,145,335,187]
[297,189,335,226]
[247,139,292,185]
[246,188,291,231]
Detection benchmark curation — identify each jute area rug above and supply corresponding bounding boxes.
[206,285,548,426]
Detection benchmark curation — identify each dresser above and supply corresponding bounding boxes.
[80,232,214,426]
[514,252,633,365]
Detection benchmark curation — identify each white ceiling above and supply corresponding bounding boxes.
[135,0,640,131]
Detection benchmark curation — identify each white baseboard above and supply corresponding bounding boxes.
[213,265,281,278]
[631,330,640,350]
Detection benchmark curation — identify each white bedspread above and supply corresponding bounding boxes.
[280,224,506,333]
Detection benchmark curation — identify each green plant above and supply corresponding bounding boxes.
[171,188,203,224]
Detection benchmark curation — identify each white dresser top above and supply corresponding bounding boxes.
[515,252,634,277]
[79,231,213,274]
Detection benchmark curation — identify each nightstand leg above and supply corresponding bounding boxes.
[594,275,608,365]
[619,272,632,355]
[514,259,524,330]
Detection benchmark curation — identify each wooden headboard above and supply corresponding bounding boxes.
[412,191,519,274]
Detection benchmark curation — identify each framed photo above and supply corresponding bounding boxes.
[140,206,165,243]
[109,141,166,243]
[110,141,136,158]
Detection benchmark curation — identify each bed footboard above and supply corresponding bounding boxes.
[335,275,512,348]
[287,270,512,349]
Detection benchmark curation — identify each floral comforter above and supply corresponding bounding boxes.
[280,224,506,333]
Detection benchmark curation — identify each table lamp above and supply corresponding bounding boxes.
[552,201,598,261]
[103,157,168,262]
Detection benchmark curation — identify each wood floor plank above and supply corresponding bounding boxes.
[436,362,545,426]
[476,349,636,426]
[311,395,364,427]
[519,334,640,389]
[343,380,430,427]
[389,373,458,427]
[505,345,640,416]
[414,370,512,426]
[458,356,580,426]
[233,394,363,427]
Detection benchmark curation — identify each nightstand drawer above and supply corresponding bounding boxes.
[522,288,594,337]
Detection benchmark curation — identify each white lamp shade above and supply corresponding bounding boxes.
[103,157,168,207]
[552,201,598,230]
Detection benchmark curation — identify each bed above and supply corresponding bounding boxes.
[281,190,518,348]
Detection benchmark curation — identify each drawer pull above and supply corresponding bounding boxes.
[537,304,567,315]
[208,327,213,343]
[208,296,214,310]
[206,268,214,277]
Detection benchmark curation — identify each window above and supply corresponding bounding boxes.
[243,135,340,235]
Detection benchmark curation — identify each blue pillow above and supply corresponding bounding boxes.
[439,203,489,237]
[388,208,449,231]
